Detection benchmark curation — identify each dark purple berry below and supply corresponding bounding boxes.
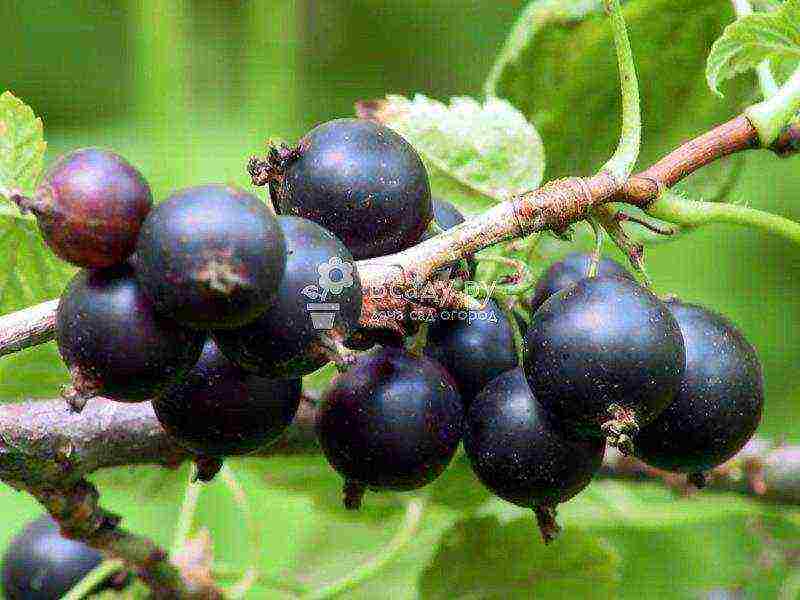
[273,118,432,260]
[523,276,685,449]
[56,265,205,402]
[318,347,463,508]
[2,516,128,600]
[465,368,605,543]
[153,340,302,457]
[529,252,633,314]
[425,299,518,404]
[27,148,152,268]
[214,216,362,379]
[135,184,286,329]
[634,300,763,475]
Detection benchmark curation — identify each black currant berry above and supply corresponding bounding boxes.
[135,184,286,329]
[56,265,205,403]
[634,300,763,476]
[425,299,518,404]
[214,216,362,379]
[22,148,152,269]
[2,516,127,600]
[153,340,302,458]
[529,252,632,314]
[523,276,685,450]
[318,347,463,508]
[268,118,432,260]
[465,368,605,543]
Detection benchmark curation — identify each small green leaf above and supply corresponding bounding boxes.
[358,94,545,210]
[707,0,800,96]
[0,91,46,202]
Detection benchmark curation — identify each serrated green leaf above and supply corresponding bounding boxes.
[359,94,545,209]
[0,91,46,203]
[707,0,800,96]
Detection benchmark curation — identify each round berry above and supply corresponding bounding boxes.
[135,184,286,329]
[465,368,605,542]
[2,516,126,600]
[634,300,763,474]
[153,340,302,457]
[29,148,152,268]
[529,252,633,314]
[214,216,362,379]
[56,265,205,402]
[425,299,518,404]
[274,118,432,259]
[318,347,463,508]
[523,276,685,448]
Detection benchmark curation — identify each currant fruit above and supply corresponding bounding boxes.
[135,184,286,329]
[26,148,152,268]
[2,516,127,600]
[634,299,763,475]
[523,276,685,450]
[153,340,302,457]
[213,216,362,378]
[529,252,632,314]
[318,347,463,508]
[425,299,518,403]
[56,265,205,402]
[272,118,432,259]
[465,368,605,543]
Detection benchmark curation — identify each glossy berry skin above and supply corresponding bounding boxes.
[153,340,302,457]
[425,299,518,404]
[135,184,286,329]
[276,118,432,260]
[214,216,362,379]
[634,300,763,473]
[529,252,633,314]
[318,347,463,503]
[465,368,605,510]
[1,516,123,600]
[524,276,685,439]
[56,265,205,401]
[32,148,152,268]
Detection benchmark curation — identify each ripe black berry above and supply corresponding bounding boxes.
[465,368,605,543]
[56,265,205,402]
[425,299,518,404]
[318,347,463,508]
[523,276,685,450]
[24,148,152,268]
[634,300,763,476]
[214,216,362,378]
[529,252,632,314]
[271,118,432,260]
[2,516,126,600]
[153,340,302,457]
[135,184,286,329]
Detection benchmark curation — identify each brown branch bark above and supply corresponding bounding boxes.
[0,298,58,358]
[2,397,798,506]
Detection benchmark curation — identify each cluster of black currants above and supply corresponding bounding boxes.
[23,115,764,552]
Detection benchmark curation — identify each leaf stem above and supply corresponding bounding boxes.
[748,65,800,146]
[601,0,641,182]
[171,467,203,556]
[301,498,425,600]
[647,191,800,246]
[62,559,126,600]
[220,464,262,600]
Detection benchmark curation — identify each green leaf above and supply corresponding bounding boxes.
[707,0,800,96]
[0,91,46,202]
[419,516,620,599]
[358,94,545,211]
[484,0,605,98]
[492,0,752,184]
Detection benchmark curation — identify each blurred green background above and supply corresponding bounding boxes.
[2,1,800,598]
